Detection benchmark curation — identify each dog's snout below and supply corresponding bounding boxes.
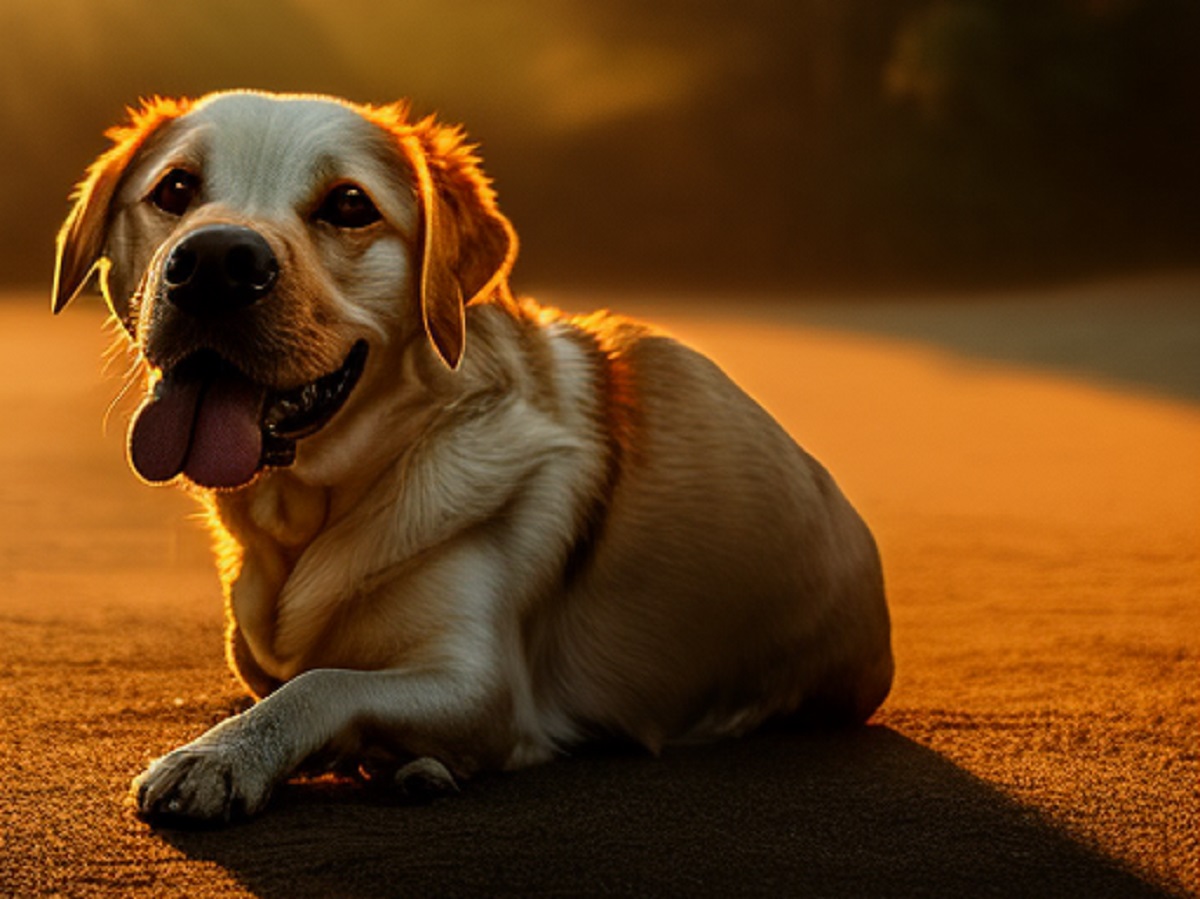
[163,225,279,315]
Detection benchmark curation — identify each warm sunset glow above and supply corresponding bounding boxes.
[3,0,1197,893]
[10,271,1199,888]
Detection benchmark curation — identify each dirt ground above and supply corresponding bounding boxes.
[1,278,1197,897]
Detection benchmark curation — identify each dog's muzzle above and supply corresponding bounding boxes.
[126,225,368,491]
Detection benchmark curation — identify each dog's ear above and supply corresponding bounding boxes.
[401,120,517,370]
[52,98,189,318]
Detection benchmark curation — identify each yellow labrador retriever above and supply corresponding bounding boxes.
[53,91,892,822]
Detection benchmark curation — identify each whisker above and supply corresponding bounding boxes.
[100,313,145,438]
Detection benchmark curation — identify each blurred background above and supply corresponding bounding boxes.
[1,0,1197,295]
[4,8,1200,896]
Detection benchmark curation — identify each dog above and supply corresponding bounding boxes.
[52,90,893,822]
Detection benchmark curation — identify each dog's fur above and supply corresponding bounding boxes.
[53,91,892,821]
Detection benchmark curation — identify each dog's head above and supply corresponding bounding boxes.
[52,90,516,490]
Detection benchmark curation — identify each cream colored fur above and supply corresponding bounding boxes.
[53,91,893,822]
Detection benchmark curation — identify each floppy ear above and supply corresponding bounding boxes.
[52,97,189,319]
[401,120,517,370]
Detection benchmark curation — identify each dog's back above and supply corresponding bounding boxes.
[519,309,893,752]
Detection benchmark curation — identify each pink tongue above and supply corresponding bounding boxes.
[128,373,264,489]
[128,379,202,483]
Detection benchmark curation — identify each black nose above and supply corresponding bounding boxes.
[163,225,278,315]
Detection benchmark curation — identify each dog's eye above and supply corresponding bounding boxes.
[315,184,381,229]
[150,168,201,217]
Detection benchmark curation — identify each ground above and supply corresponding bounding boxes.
[1,276,1196,897]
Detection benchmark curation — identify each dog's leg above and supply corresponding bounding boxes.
[132,666,500,822]
[225,617,283,699]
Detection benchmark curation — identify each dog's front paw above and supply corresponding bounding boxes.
[132,733,276,823]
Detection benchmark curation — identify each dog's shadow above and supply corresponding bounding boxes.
[154,726,1172,898]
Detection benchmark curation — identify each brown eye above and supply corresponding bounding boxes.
[150,168,200,216]
[315,183,381,229]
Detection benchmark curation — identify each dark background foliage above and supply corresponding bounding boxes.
[2,0,1196,293]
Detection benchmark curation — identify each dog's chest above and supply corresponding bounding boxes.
[218,318,611,684]
[222,420,559,681]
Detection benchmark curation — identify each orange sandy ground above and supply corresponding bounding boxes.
[1,287,1196,896]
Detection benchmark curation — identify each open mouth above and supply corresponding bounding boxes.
[128,340,368,489]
